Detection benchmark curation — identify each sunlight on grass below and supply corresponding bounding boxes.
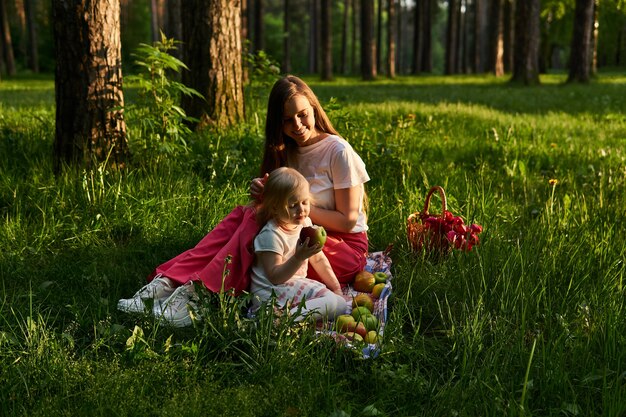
[1,72,625,416]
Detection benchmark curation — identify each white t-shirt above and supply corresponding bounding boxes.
[289,135,370,233]
[250,218,328,309]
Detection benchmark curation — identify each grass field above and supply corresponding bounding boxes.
[1,72,625,416]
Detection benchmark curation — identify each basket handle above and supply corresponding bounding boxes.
[422,186,447,219]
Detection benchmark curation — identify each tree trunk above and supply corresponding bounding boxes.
[309,0,318,73]
[510,0,540,85]
[254,0,264,52]
[24,0,39,72]
[361,0,375,79]
[320,0,332,80]
[341,0,349,74]
[567,0,594,83]
[376,0,382,74]
[490,0,504,76]
[503,0,514,73]
[387,0,396,78]
[421,0,432,72]
[165,0,182,59]
[0,0,16,75]
[283,0,291,73]
[241,0,249,83]
[150,0,159,43]
[445,0,459,74]
[52,0,129,171]
[181,0,244,128]
[352,0,358,74]
[591,0,598,75]
[412,0,422,74]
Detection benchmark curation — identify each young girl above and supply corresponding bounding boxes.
[251,75,370,286]
[250,167,348,321]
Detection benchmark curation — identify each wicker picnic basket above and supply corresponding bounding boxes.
[406,186,451,257]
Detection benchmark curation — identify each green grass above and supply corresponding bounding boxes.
[1,72,625,416]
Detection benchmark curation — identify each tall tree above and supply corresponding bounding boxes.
[254,0,264,52]
[309,0,319,73]
[387,0,396,77]
[567,0,595,83]
[24,0,39,72]
[503,0,514,73]
[445,0,460,74]
[412,0,423,73]
[510,0,540,85]
[490,0,505,76]
[376,0,382,73]
[0,0,16,75]
[52,0,129,171]
[341,0,350,73]
[421,0,433,72]
[474,0,485,73]
[164,0,182,59]
[361,0,376,79]
[181,0,244,128]
[283,0,291,73]
[321,0,332,80]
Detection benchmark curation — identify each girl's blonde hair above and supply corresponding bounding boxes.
[256,167,311,226]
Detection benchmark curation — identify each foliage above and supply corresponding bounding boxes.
[125,33,203,162]
[1,73,626,416]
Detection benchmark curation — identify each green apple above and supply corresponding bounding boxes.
[364,330,378,344]
[334,314,356,333]
[351,306,372,322]
[299,225,327,247]
[373,271,387,284]
[344,332,364,344]
[362,314,379,331]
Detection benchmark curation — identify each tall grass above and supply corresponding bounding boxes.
[1,73,625,416]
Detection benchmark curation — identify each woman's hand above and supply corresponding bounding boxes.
[250,173,269,202]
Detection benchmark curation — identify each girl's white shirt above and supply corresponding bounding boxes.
[289,135,370,233]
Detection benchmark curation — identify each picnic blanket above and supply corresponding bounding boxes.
[323,249,393,358]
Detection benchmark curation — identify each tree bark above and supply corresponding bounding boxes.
[376,0,382,74]
[52,0,129,171]
[254,0,264,52]
[341,0,349,74]
[320,0,332,80]
[567,0,595,83]
[361,0,375,79]
[490,0,504,76]
[510,0,540,85]
[421,0,432,72]
[165,0,182,59]
[24,0,39,72]
[387,0,396,78]
[503,0,514,73]
[181,0,244,128]
[445,0,459,74]
[283,0,291,73]
[0,0,16,75]
[412,0,422,74]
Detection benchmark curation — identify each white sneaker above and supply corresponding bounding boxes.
[155,281,200,328]
[117,275,176,314]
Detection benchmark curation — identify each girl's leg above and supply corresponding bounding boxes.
[290,291,349,321]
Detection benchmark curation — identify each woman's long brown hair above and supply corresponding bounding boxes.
[259,75,339,176]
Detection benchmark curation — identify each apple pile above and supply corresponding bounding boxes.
[334,269,388,344]
[422,211,483,252]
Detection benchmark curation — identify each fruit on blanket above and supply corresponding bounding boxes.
[352,293,374,312]
[362,314,379,331]
[371,283,385,299]
[364,330,378,344]
[373,271,387,284]
[335,314,356,333]
[345,321,368,338]
[353,270,375,292]
[345,332,364,343]
[299,225,327,247]
[351,306,372,322]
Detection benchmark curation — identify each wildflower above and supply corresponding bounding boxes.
[549,178,559,186]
